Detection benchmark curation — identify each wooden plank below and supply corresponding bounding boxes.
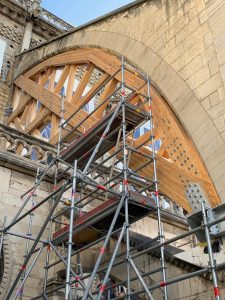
[20,105,30,125]
[32,129,41,138]
[50,113,59,139]
[7,94,32,123]
[94,78,117,118]
[11,86,21,111]
[14,117,23,131]
[77,73,110,108]
[48,69,56,92]
[66,65,77,102]
[71,64,94,105]
[25,107,50,134]
[54,65,70,95]
[50,124,74,144]
[14,75,98,134]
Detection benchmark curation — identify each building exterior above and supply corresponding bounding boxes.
[0,0,225,299]
[0,0,73,122]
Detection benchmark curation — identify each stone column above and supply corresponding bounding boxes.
[20,21,33,52]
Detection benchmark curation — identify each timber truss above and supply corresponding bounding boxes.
[8,48,219,210]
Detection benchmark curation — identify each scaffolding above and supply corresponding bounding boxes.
[0,57,223,300]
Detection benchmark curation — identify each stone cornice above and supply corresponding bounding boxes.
[11,0,73,32]
[0,0,74,41]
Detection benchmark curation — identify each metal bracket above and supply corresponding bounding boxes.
[185,183,210,213]
[186,183,225,242]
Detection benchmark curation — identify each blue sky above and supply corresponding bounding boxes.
[42,0,133,26]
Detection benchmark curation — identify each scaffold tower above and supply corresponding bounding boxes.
[0,57,223,300]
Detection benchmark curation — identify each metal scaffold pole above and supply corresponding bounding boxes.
[43,95,65,296]
[121,56,131,300]
[147,76,168,300]
[94,57,155,300]
[201,201,221,300]
[5,181,69,300]
[13,245,45,300]
[65,159,77,300]
[19,167,40,300]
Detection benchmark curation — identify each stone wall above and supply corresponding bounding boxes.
[0,13,23,123]
[0,165,51,299]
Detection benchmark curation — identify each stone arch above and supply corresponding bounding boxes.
[15,29,223,203]
[0,224,12,300]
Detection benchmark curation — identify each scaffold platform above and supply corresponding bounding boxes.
[61,103,148,167]
[52,191,156,246]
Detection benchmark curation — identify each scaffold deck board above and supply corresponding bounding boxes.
[61,103,148,167]
[52,191,156,246]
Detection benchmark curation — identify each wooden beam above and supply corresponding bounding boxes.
[14,75,98,134]
[24,49,92,78]
[38,68,53,85]
[7,94,32,123]
[94,78,117,119]
[71,64,94,105]
[50,113,59,140]
[25,72,51,125]
[14,117,23,131]
[77,73,110,108]
[66,65,77,102]
[25,107,50,134]
[48,69,56,92]
[11,86,22,110]
[54,65,70,95]
[20,105,30,125]
[50,124,74,145]
[32,128,41,138]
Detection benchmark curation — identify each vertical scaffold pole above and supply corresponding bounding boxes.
[19,168,39,300]
[13,245,44,300]
[121,56,131,300]
[81,195,126,300]
[5,181,69,300]
[201,202,221,300]
[65,159,77,300]
[147,76,168,300]
[43,95,65,295]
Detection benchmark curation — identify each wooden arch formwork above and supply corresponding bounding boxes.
[8,47,219,211]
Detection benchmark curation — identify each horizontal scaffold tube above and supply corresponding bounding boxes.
[111,261,225,300]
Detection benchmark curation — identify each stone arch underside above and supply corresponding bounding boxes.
[11,38,220,210]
